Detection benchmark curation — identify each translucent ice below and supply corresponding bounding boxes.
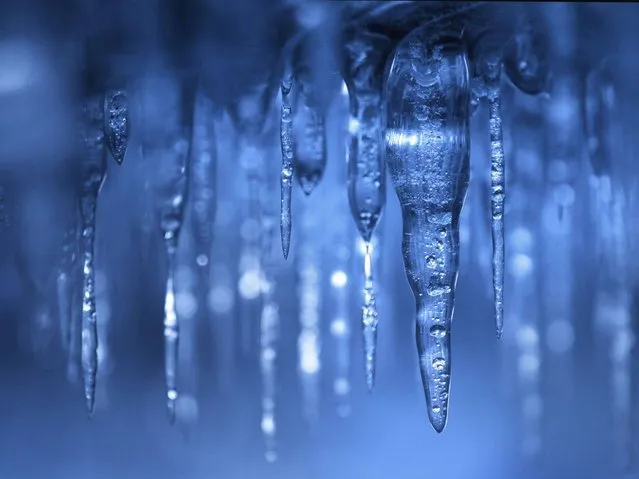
[190,89,217,279]
[143,74,195,422]
[385,33,470,432]
[292,67,327,196]
[79,94,108,415]
[342,32,388,390]
[280,67,294,259]
[104,89,129,165]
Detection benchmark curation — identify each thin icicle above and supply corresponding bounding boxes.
[79,94,108,415]
[143,75,195,423]
[280,68,294,259]
[343,32,388,390]
[190,90,218,279]
[297,205,322,422]
[160,106,193,423]
[330,264,351,417]
[228,82,273,356]
[104,89,129,165]
[362,241,377,391]
[260,301,279,462]
[164,254,179,422]
[67,285,82,384]
[258,133,281,462]
[585,61,615,179]
[385,33,470,433]
[58,208,79,355]
[487,68,505,338]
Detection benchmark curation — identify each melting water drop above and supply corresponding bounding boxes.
[79,94,108,415]
[104,89,129,165]
[487,68,506,338]
[280,66,294,259]
[385,33,470,432]
[190,89,218,284]
[343,32,388,390]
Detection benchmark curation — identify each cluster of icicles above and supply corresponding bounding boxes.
[69,22,521,452]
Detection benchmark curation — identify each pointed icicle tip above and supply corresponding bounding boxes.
[429,414,447,434]
[85,395,96,417]
[282,242,290,260]
[299,178,317,196]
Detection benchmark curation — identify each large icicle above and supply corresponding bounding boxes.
[342,32,388,391]
[79,94,108,415]
[280,66,294,260]
[144,75,195,423]
[385,33,471,433]
[190,89,218,284]
[486,67,506,338]
[104,89,129,165]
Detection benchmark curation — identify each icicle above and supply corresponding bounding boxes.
[95,269,112,410]
[67,285,82,384]
[164,255,179,422]
[330,265,351,417]
[104,89,129,165]
[385,33,471,433]
[79,94,108,415]
[260,301,279,462]
[328,87,352,416]
[258,129,281,462]
[228,82,273,356]
[57,208,79,355]
[292,69,327,196]
[144,75,195,423]
[506,87,546,457]
[585,64,613,179]
[173,259,200,434]
[343,32,388,391]
[190,90,217,281]
[297,204,322,422]
[486,68,506,338]
[542,3,580,220]
[280,67,294,260]
[361,241,377,390]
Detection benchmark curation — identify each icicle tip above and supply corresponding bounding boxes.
[430,415,447,434]
[85,396,96,417]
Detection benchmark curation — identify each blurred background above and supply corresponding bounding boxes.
[0,1,639,478]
